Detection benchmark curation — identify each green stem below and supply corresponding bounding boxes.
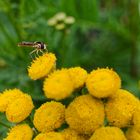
[26,116,39,136]
[0,121,10,128]
[33,127,39,136]
[127,0,139,77]
[57,30,67,67]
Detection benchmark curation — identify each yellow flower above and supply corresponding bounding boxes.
[34,132,64,140]
[133,106,140,132]
[105,89,139,128]
[61,128,89,140]
[89,126,126,140]
[125,127,140,140]
[86,68,121,98]
[28,53,56,80]
[43,69,74,100]
[68,67,88,89]
[4,124,33,140]
[33,101,65,132]
[0,89,24,112]
[65,95,105,134]
[6,94,34,123]
[61,128,82,140]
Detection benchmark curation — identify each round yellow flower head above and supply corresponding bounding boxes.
[125,127,140,140]
[133,106,140,132]
[61,128,82,140]
[0,89,24,112]
[43,69,74,100]
[105,89,139,128]
[86,68,121,98]
[6,94,34,123]
[89,126,126,140]
[68,67,88,89]
[65,95,105,134]
[28,53,56,80]
[34,132,64,140]
[4,124,33,140]
[33,101,65,132]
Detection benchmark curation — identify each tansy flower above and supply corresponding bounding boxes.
[4,124,33,140]
[61,128,82,140]
[34,132,64,140]
[0,89,24,112]
[68,67,88,89]
[105,89,139,128]
[133,106,140,132]
[43,69,74,100]
[86,68,121,98]
[33,101,65,132]
[65,95,105,134]
[6,94,34,123]
[89,126,126,140]
[28,53,56,80]
[125,127,140,140]
[61,128,89,140]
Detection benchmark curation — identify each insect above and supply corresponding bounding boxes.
[18,41,47,57]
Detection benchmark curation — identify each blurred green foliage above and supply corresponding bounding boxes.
[0,0,140,138]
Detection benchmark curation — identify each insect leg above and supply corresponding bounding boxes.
[39,49,44,54]
[36,49,39,57]
[29,49,38,59]
[44,48,48,53]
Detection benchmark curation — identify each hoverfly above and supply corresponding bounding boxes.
[18,41,47,57]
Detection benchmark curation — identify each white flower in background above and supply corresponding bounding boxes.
[64,16,75,24]
[54,12,66,21]
[55,23,65,30]
[48,18,57,26]
[47,12,75,30]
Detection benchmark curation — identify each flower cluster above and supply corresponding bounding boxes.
[47,12,75,30]
[0,89,34,123]
[1,52,140,140]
